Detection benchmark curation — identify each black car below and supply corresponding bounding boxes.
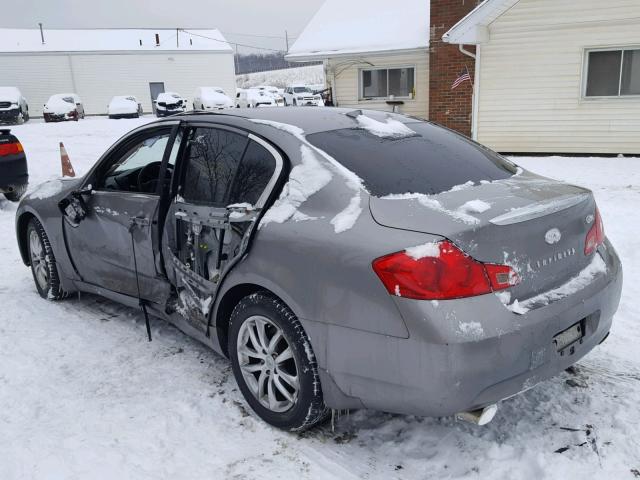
[0,128,28,201]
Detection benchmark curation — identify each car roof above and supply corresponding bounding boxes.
[164,107,423,136]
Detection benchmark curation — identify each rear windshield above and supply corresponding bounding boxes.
[306,122,517,196]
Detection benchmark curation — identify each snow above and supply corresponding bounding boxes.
[286,0,430,60]
[459,199,492,214]
[379,193,481,225]
[0,28,233,53]
[0,86,21,102]
[504,253,608,314]
[457,321,485,340]
[108,96,139,115]
[259,144,333,228]
[44,94,76,115]
[250,118,366,233]
[1,121,640,479]
[354,115,417,139]
[236,65,325,90]
[28,179,66,200]
[405,242,441,260]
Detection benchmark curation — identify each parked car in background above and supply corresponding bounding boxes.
[236,88,277,108]
[108,96,143,119]
[0,128,27,201]
[0,87,29,124]
[193,87,233,110]
[154,92,186,117]
[254,85,285,106]
[43,94,84,122]
[283,85,324,107]
[14,108,622,431]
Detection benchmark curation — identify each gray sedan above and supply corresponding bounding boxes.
[15,108,622,430]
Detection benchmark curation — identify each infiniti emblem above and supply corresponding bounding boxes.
[545,228,562,245]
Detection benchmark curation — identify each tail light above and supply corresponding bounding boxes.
[0,141,23,157]
[372,240,520,300]
[584,207,604,255]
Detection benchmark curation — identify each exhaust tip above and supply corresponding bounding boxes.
[456,404,498,426]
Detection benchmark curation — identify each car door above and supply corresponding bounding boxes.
[62,124,183,300]
[162,124,283,333]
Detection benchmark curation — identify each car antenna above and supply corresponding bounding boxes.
[128,217,152,341]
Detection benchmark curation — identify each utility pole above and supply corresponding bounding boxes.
[285,30,289,52]
[234,43,239,74]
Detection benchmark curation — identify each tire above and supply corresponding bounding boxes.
[4,184,26,202]
[229,292,329,431]
[15,110,24,125]
[27,218,67,300]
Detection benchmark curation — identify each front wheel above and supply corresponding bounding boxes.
[229,292,329,431]
[27,218,67,300]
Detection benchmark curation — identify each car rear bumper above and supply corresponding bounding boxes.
[0,153,28,191]
[108,112,138,118]
[314,240,622,417]
[44,111,77,122]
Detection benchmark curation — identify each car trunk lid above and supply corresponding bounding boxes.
[369,172,598,301]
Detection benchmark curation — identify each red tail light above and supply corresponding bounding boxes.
[372,240,520,300]
[584,207,604,255]
[0,141,23,157]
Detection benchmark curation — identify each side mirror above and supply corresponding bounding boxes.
[58,186,92,226]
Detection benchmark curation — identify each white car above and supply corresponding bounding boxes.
[154,92,186,117]
[0,87,29,124]
[283,85,324,107]
[253,85,285,106]
[43,93,84,122]
[193,87,233,110]
[235,89,277,108]
[108,96,143,119]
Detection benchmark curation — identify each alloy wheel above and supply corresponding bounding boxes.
[29,229,49,291]
[236,315,300,413]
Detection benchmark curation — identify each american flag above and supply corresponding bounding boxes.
[451,66,471,90]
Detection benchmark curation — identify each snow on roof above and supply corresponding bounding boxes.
[443,0,521,45]
[286,0,429,61]
[0,29,233,54]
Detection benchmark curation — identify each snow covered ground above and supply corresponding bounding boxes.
[236,64,324,89]
[1,117,639,479]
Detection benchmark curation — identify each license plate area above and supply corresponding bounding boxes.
[553,319,585,355]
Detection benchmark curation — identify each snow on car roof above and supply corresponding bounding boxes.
[286,0,429,61]
[0,29,233,53]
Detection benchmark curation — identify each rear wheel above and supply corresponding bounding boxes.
[229,292,329,431]
[27,218,67,300]
[15,110,24,125]
[4,184,26,202]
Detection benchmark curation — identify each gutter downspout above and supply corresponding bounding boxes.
[458,44,480,141]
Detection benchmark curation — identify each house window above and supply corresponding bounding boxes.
[361,67,415,99]
[585,48,640,97]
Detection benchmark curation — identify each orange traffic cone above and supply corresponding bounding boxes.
[60,142,76,177]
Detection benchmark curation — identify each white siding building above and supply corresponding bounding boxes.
[444,0,640,154]
[0,29,236,117]
[286,0,430,118]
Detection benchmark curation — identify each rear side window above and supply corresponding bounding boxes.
[306,122,516,196]
[182,128,248,206]
[228,140,276,205]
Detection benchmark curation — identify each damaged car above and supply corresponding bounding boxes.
[15,109,622,431]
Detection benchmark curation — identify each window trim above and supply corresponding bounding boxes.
[582,45,640,99]
[359,65,416,101]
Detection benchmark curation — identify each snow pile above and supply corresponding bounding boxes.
[44,95,75,115]
[405,242,440,260]
[458,199,491,214]
[250,118,366,233]
[259,145,332,228]
[355,115,417,139]
[503,254,608,314]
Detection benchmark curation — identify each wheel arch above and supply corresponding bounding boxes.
[213,281,304,358]
[16,211,38,265]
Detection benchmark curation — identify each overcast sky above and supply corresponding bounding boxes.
[3,0,325,53]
